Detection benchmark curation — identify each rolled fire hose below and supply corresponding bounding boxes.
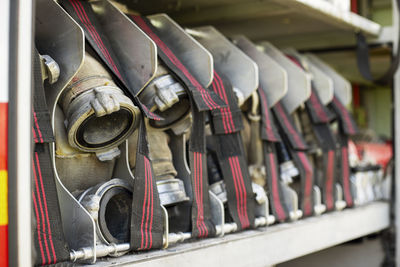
[59,52,140,160]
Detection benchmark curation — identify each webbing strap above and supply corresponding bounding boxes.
[129,16,226,112]
[32,50,70,266]
[330,96,359,136]
[329,96,358,207]
[257,87,290,221]
[60,0,161,121]
[60,0,164,250]
[305,89,337,211]
[189,103,216,237]
[130,15,220,238]
[272,102,308,150]
[272,101,314,217]
[209,72,255,230]
[263,142,290,221]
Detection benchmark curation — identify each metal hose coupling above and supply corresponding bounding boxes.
[78,179,133,246]
[139,63,191,131]
[60,53,140,159]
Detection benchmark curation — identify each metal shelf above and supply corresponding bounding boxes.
[85,201,390,267]
[117,0,383,50]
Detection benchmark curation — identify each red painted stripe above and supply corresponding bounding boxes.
[0,103,7,170]
[233,157,250,228]
[0,225,8,267]
[140,156,148,249]
[341,147,353,206]
[131,16,219,111]
[275,103,306,149]
[325,150,335,210]
[34,153,57,263]
[32,192,45,265]
[32,158,51,264]
[228,157,244,227]
[297,152,313,216]
[268,153,286,221]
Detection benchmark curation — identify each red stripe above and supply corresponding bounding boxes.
[194,152,203,237]
[35,153,57,263]
[213,76,231,133]
[140,156,148,249]
[233,157,249,228]
[259,88,277,141]
[309,91,328,122]
[74,0,123,79]
[32,158,51,264]
[144,157,151,249]
[131,16,219,111]
[325,150,335,210]
[147,158,154,248]
[0,103,7,170]
[230,157,245,227]
[228,157,244,227]
[198,153,208,236]
[32,127,38,143]
[214,72,235,132]
[0,225,8,267]
[341,147,353,206]
[33,111,44,143]
[268,153,286,221]
[275,103,306,149]
[333,97,356,135]
[70,0,123,80]
[297,152,313,216]
[211,81,228,133]
[32,192,45,265]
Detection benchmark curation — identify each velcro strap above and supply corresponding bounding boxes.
[129,15,227,112]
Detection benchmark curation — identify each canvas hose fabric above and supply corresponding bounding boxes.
[60,0,164,250]
[257,87,291,222]
[129,15,231,238]
[272,101,315,217]
[32,49,70,266]
[329,95,359,207]
[208,71,255,230]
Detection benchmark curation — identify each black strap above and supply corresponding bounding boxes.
[356,14,400,86]
[272,101,314,217]
[60,0,164,249]
[305,89,337,211]
[209,72,255,230]
[257,87,291,221]
[32,50,70,266]
[330,96,359,136]
[130,15,223,238]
